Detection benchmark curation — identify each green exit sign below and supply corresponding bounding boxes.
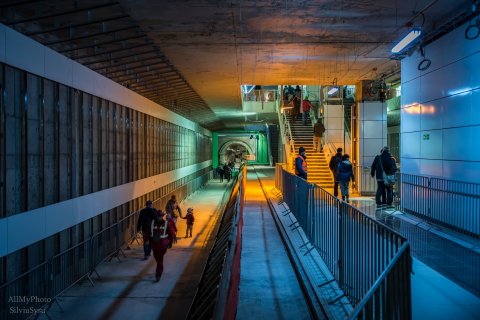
[423,134,430,140]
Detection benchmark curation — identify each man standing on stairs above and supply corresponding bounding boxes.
[329,147,343,197]
[313,118,325,152]
[295,147,308,180]
[301,96,313,125]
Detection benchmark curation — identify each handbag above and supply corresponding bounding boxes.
[378,155,396,186]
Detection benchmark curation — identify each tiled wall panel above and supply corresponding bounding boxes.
[401,19,480,182]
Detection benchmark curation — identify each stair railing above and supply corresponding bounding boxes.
[276,95,295,172]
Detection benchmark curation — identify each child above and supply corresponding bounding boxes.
[181,208,195,238]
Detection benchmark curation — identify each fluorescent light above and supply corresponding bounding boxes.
[328,87,338,95]
[391,29,422,53]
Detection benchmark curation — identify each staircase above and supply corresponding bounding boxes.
[288,114,334,188]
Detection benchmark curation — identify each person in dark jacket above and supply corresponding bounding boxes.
[329,148,343,197]
[313,118,325,152]
[295,147,307,180]
[223,163,232,182]
[371,146,397,207]
[181,207,195,238]
[165,195,182,224]
[148,210,177,282]
[136,200,157,260]
[336,154,355,203]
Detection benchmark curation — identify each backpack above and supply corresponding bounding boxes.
[378,156,397,186]
[151,220,167,242]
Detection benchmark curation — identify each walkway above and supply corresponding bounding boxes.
[236,167,312,319]
[350,197,480,319]
[45,180,230,320]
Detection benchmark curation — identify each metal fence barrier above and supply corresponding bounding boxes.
[275,166,412,319]
[0,171,211,320]
[187,165,246,320]
[400,173,480,239]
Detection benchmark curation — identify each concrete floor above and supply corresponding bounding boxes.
[44,181,230,320]
[236,168,311,320]
[40,167,480,320]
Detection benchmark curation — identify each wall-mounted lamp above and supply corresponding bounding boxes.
[391,29,422,53]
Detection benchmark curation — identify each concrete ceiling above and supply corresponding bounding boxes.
[0,0,472,130]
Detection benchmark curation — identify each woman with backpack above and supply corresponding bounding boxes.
[148,210,177,282]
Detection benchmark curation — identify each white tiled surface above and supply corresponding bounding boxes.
[401,20,480,179]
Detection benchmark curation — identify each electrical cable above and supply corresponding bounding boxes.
[417,46,432,71]
[465,1,480,40]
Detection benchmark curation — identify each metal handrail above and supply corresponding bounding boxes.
[400,172,480,238]
[275,167,411,319]
[276,99,295,172]
[348,242,411,319]
[0,171,212,320]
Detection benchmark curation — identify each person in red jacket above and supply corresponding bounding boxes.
[147,210,177,282]
[301,96,313,125]
[181,208,195,238]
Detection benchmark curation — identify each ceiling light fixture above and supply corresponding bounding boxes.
[328,87,338,95]
[391,29,422,53]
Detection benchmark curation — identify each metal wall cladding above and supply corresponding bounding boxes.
[0,62,212,219]
[400,20,480,182]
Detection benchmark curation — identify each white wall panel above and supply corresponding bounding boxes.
[443,126,480,161]
[0,24,5,63]
[45,200,75,235]
[4,26,45,76]
[362,121,384,139]
[362,139,384,157]
[1,160,212,257]
[419,159,443,177]
[7,209,46,255]
[400,78,421,106]
[442,91,478,128]
[401,105,421,132]
[401,132,421,158]
[71,62,95,94]
[361,155,377,169]
[399,158,420,174]
[44,47,73,86]
[443,160,480,182]
[362,102,384,121]
[0,219,6,257]
[325,117,343,130]
[420,130,442,159]
[327,130,345,144]
[422,55,480,103]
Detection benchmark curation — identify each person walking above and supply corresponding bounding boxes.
[223,162,232,182]
[181,207,195,238]
[329,148,343,197]
[216,165,224,182]
[313,118,325,152]
[136,200,157,260]
[148,210,177,282]
[301,96,313,125]
[295,147,308,180]
[336,154,355,203]
[165,195,183,224]
[371,146,397,208]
